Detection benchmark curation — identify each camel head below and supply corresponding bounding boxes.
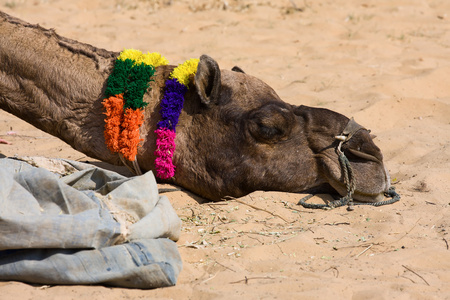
[0,10,391,203]
[171,55,391,202]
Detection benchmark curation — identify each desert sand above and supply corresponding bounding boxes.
[0,0,449,299]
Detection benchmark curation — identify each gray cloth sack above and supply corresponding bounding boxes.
[0,158,182,289]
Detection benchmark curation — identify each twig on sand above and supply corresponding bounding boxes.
[324,266,339,278]
[400,275,416,284]
[247,235,264,244]
[402,265,430,286]
[200,273,218,285]
[231,197,290,223]
[275,243,285,255]
[389,218,421,245]
[213,260,236,273]
[335,242,383,250]
[229,276,287,284]
[443,238,449,250]
[355,244,373,258]
[289,0,303,11]
[324,222,351,226]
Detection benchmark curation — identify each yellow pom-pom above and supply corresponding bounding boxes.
[170,58,200,86]
[138,52,169,68]
[118,49,143,62]
[118,49,169,68]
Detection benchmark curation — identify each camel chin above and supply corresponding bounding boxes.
[318,150,391,203]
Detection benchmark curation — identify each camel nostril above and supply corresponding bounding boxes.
[347,148,380,163]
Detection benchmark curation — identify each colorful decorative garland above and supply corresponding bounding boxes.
[103,49,168,162]
[155,58,199,179]
[102,49,199,180]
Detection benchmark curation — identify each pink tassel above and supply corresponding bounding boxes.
[155,128,177,179]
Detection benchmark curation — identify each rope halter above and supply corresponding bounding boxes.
[298,118,400,210]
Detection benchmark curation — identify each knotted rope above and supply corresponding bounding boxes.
[298,119,401,210]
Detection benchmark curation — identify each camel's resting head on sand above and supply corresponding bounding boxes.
[0,11,391,203]
[180,57,391,202]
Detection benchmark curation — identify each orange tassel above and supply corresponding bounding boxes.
[119,108,144,161]
[103,94,125,153]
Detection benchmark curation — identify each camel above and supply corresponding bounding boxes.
[0,11,392,203]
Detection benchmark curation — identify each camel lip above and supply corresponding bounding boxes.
[347,148,381,163]
[316,153,390,203]
[330,179,388,203]
[352,189,387,203]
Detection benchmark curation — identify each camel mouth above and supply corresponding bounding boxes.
[318,152,391,203]
[347,148,381,163]
[352,189,388,203]
[327,176,389,203]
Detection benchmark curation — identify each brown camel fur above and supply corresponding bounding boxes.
[0,11,390,202]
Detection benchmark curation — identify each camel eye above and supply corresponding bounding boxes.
[257,122,283,140]
[248,118,284,143]
[247,103,295,144]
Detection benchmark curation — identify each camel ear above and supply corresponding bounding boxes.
[232,66,245,73]
[195,54,221,105]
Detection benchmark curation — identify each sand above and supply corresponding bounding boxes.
[0,0,449,298]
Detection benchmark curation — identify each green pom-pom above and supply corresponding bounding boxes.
[123,63,155,110]
[104,59,134,97]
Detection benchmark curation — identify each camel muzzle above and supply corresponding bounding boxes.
[298,118,401,210]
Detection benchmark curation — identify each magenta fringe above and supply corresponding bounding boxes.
[154,128,177,179]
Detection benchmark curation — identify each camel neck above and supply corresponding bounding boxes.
[0,12,119,160]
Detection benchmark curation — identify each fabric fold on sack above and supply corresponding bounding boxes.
[0,157,182,289]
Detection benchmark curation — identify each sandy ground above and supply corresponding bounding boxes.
[1,0,450,299]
